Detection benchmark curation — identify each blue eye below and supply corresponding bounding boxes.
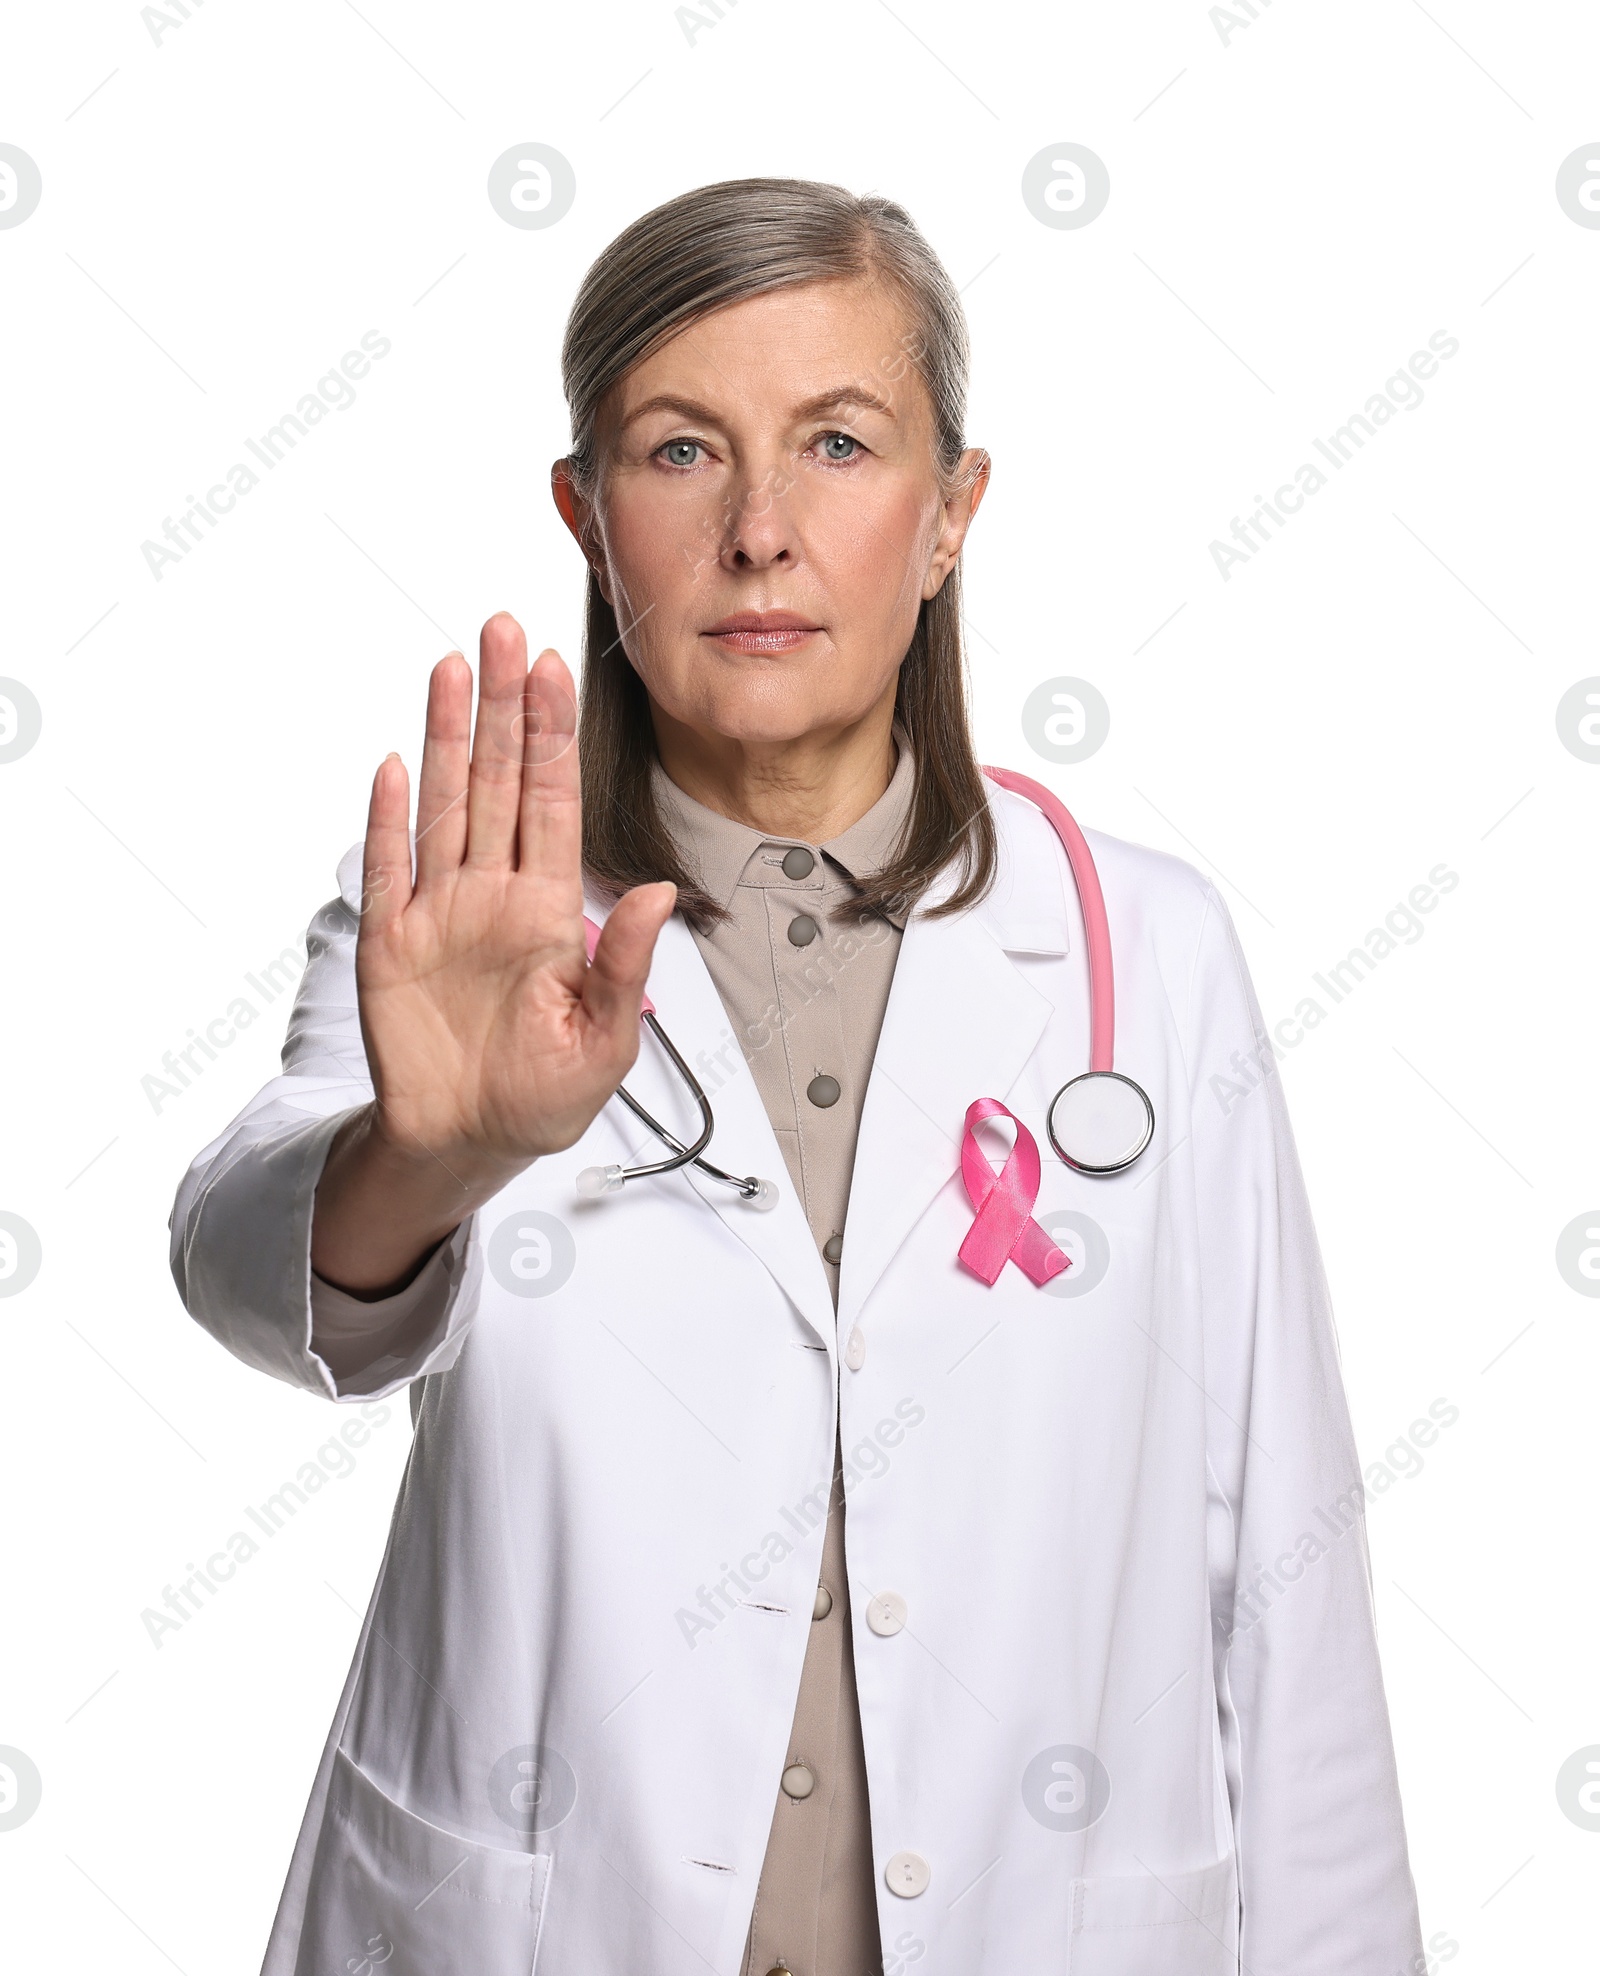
[660,440,702,467]
[817,431,858,462]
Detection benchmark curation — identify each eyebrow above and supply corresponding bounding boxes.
[619,384,897,431]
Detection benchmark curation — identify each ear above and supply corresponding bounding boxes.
[551,459,587,547]
[922,447,990,601]
[553,458,616,604]
[551,460,613,604]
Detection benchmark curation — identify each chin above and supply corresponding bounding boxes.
[650,654,883,746]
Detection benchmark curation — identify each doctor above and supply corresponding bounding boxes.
[170,177,1426,1976]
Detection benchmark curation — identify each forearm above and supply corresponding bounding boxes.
[310,1101,527,1302]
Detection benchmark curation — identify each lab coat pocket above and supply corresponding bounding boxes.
[295,1746,552,1976]
[1067,1852,1237,1975]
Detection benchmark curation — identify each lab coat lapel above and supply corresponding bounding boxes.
[836,803,1072,1334]
[605,901,837,1349]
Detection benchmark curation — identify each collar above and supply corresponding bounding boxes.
[968,777,1073,955]
[650,725,918,926]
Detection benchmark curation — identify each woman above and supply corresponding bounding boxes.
[170,178,1425,1975]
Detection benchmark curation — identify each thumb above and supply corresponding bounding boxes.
[581,882,677,1037]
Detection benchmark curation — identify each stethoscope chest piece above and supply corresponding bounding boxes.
[1046,1070,1155,1175]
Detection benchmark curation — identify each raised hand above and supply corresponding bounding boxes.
[309,612,675,1301]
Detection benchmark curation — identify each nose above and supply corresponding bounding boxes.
[718,461,800,572]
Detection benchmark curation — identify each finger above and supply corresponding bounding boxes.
[515,646,580,888]
[414,651,472,886]
[582,882,677,1039]
[361,752,413,932]
[464,612,531,868]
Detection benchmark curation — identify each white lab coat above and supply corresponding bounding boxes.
[169,783,1425,1976]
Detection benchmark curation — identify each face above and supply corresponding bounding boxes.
[553,274,988,752]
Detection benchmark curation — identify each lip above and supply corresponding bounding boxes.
[701,610,823,653]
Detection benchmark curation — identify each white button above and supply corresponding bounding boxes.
[812,1584,833,1621]
[865,1590,907,1637]
[844,1326,866,1371]
[781,1762,815,1800]
[885,1849,930,1897]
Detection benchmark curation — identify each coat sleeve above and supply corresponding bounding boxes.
[167,844,485,1403]
[1185,880,1425,1976]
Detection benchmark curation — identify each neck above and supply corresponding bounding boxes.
[651,698,898,842]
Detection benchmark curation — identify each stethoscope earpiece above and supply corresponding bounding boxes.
[576,1164,626,1198]
[578,1159,777,1206]
[1046,1070,1155,1176]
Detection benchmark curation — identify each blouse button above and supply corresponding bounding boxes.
[807,1073,841,1108]
[813,1584,833,1620]
[787,913,819,947]
[822,1233,843,1264]
[781,1762,815,1800]
[781,847,815,879]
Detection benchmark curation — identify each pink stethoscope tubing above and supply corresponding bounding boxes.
[979,764,1114,1073]
[977,764,1154,1178]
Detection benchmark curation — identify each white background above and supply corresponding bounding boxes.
[2,1,1597,1968]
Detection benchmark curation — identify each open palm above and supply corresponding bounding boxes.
[353,612,675,1175]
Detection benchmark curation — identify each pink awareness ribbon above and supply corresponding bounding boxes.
[957,1098,1071,1287]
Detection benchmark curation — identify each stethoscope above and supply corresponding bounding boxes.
[575,764,1154,1205]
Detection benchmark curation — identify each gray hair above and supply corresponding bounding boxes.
[561,175,973,500]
